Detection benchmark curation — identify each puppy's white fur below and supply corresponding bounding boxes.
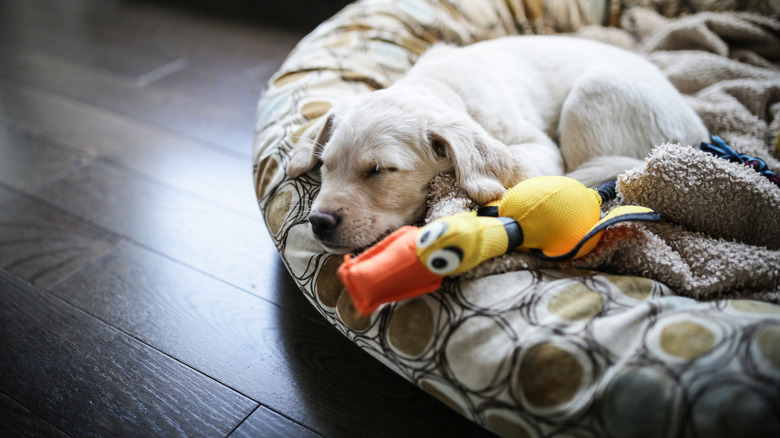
[287,35,708,253]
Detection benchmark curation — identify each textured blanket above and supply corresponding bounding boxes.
[441,8,780,302]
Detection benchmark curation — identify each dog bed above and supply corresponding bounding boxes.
[253,1,780,436]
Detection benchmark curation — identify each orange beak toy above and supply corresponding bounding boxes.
[337,226,442,315]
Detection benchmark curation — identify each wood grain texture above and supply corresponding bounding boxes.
[0,122,89,192]
[0,10,175,79]
[33,160,283,300]
[0,0,301,72]
[0,0,300,153]
[3,52,257,156]
[0,186,120,288]
[229,405,321,438]
[0,270,256,437]
[51,241,490,437]
[0,391,69,438]
[0,80,260,217]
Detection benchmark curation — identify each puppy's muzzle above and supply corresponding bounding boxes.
[309,211,340,241]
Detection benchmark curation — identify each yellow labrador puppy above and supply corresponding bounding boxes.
[287,35,707,253]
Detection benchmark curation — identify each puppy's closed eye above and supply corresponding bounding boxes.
[366,164,399,177]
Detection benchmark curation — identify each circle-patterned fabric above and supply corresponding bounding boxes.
[253,1,780,436]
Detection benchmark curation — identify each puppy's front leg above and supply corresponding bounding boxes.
[505,135,564,185]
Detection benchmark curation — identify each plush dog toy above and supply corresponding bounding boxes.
[338,176,660,314]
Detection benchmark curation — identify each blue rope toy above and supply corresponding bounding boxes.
[699,135,780,188]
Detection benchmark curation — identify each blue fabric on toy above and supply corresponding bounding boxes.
[699,136,780,188]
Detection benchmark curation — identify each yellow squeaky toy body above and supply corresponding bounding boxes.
[416,176,660,275]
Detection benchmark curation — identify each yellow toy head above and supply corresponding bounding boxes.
[415,212,519,276]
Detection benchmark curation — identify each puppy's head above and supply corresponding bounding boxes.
[287,90,514,253]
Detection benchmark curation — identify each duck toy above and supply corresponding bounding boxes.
[337,175,660,315]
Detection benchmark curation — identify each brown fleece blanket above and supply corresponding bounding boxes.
[431,8,780,303]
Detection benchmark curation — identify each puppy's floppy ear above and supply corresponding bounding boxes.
[287,112,336,178]
[428,121,514,204]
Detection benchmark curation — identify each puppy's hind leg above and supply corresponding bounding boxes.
[559,71,708,186]
[565,155,644,188]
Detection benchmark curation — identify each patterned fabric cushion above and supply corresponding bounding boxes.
[252,1,780,436]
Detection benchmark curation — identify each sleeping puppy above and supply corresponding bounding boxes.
[287,35,708,254]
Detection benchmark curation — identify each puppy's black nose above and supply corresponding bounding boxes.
[309,211,340,239]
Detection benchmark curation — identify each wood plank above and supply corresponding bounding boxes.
[229,406,321,438]
[0,186,120,289]
[0,391,69,438]
[0,12,178,79]
[0,0,301,109]
[0,0,303,110]
[0,122,89,192]
[1,52,258,155]
[0,80,260,217]
[51,241,491,437]
[0,270,256,437]
[0,0,302,76]
[32,159,281,301]
[48,240,327,426]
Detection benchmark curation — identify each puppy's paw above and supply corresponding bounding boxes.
[461,177,508,205]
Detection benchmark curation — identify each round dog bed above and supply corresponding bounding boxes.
[253,1,780,436]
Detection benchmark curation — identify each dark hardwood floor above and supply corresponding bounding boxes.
[0,0,495,436]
